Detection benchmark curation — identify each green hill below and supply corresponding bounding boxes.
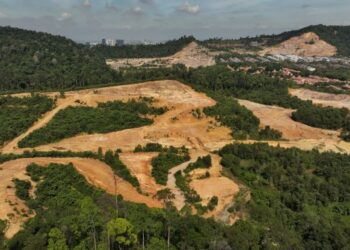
[0,26,117,92]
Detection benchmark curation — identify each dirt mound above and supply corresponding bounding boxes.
[290,88,350,110]
[261,32,337,57]
[0,157,161,238]
[106,42,216,69]
[238,99,339,140]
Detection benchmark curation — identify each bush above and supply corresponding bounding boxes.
[104,150,140,188]
[13,179,32,200]
[184,155,212,174]
[151,146,190,185]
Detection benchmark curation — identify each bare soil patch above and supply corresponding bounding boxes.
[290,88,350,110]
[106,42,216,69]
[260,32,337,57]
[0,80,239,234]
[238,99,339,140]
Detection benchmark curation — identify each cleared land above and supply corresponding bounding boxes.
[260,32,337,57]
[290,88,350,110]
[238,99,339,140]
[238,99,350,153]
[0,80,238,237]
[3,80,350,238]
[106,42,216,69]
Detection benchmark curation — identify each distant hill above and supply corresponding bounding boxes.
[92,36,196,59]
[0,26,117,92]
[263,25,350,56]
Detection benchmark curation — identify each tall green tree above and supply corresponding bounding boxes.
[47,228,68,250]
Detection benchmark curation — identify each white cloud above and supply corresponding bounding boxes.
[0,11,7,18]
[132,6,143,15]
[178,2,200,14]
[139,0,154,4]
[82,0,91,8]
[58,12,72,21]
[105,2,119,12]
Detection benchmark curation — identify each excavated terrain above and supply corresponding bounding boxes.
[106,42,216,69]
[260,32,337,57]
[3,79,350,238]
[0,80,237,237]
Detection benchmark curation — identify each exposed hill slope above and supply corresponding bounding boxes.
[260,32,337,56]
[0,26,117,91]
[106,41,216,69]
[263,25,350,56]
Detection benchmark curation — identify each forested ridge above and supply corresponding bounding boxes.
[0,26,117,91]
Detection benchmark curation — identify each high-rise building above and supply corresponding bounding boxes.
[106,39,116,46]
[101,38,106,45]
[116,40,124,46]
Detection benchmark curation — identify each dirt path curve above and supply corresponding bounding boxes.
[1,96,76,154]
[167,156,196,210]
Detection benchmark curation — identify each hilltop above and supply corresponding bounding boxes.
[263,25,350,56]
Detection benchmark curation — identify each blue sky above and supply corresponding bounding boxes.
[0,0,349,42]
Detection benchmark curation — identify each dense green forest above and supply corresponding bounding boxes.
[19,99,165,148]
[92,36,195,59]
[0,95,54,146]
[0,26,117,91]
[218,143,350,249]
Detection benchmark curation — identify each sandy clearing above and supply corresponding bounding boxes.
[290,88,350,110]
[119,152,161,196]
[10,80,231,154]
[260,32,337,57]
[0,80,241,234]
[106,42,216,69]
[191,177,239,221]
[0,157,162,238]
[238,99,339,140]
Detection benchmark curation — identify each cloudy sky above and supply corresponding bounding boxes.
[0,0,349,42]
